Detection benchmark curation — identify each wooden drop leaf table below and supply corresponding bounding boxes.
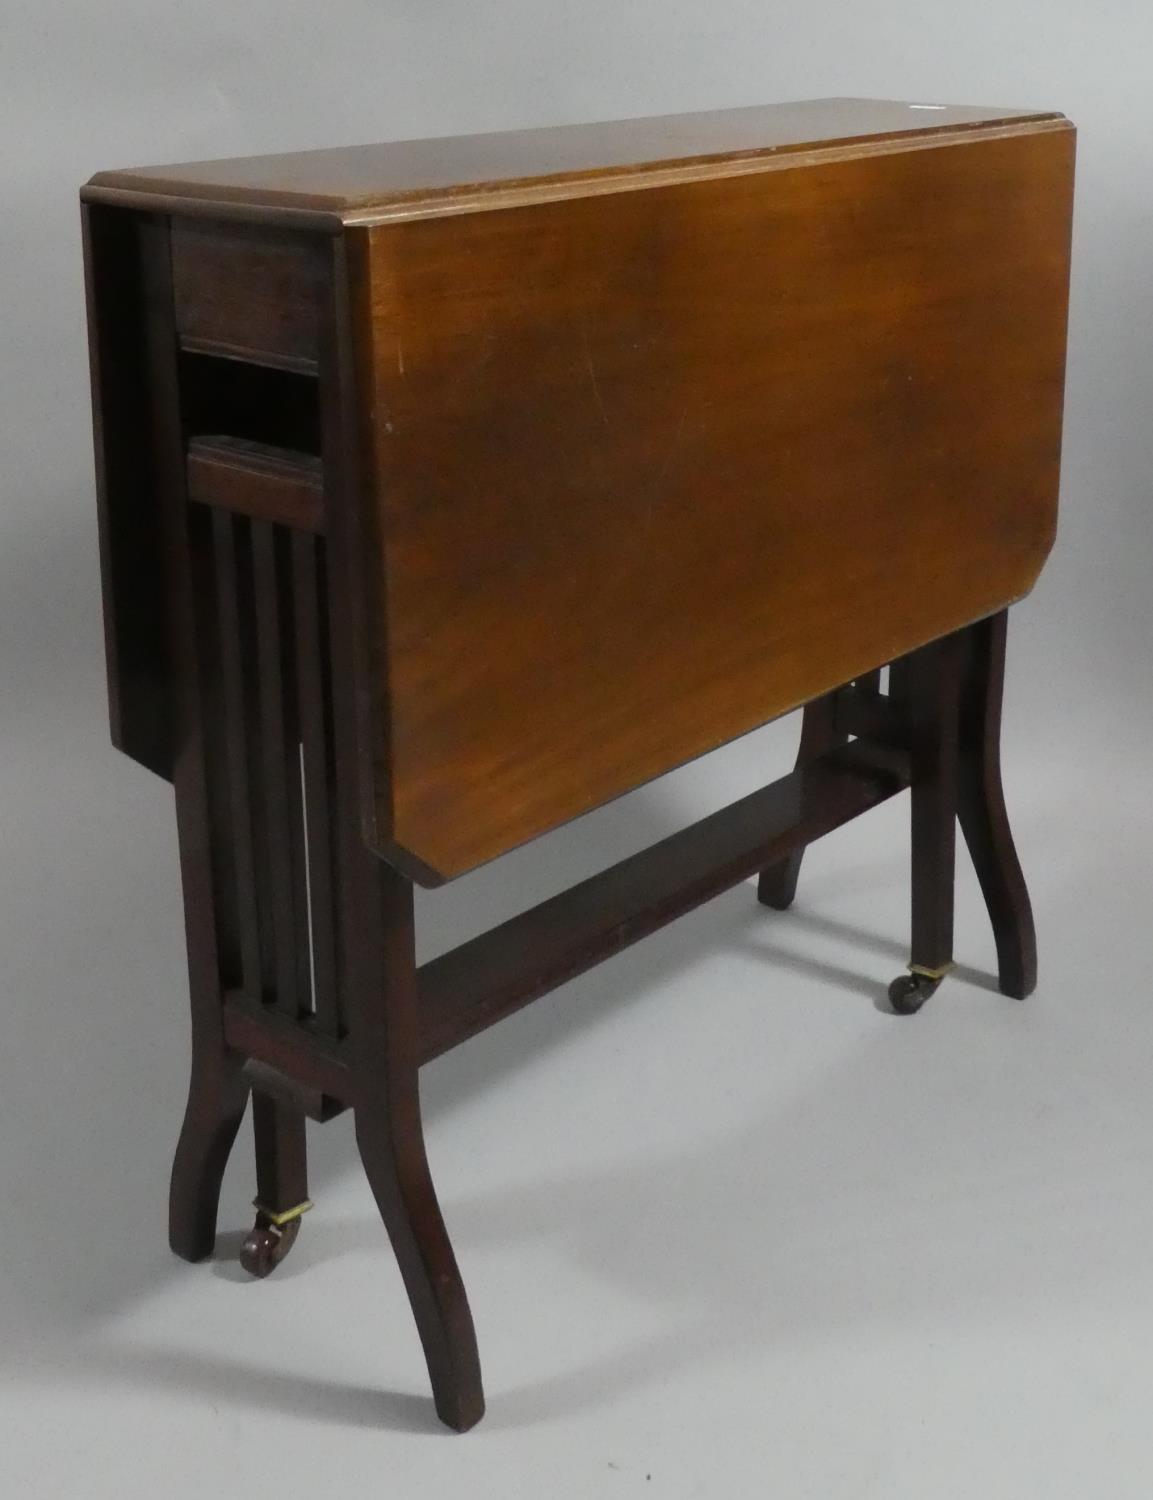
[81,97,1075,1431]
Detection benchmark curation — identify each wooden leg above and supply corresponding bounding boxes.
[169,1048,249,1262]
[165,551,252,1263]
[239,1094,311,1278]
[757,691,844,909]
[138,216,249,1265]
[167,749,250,1263]
[957,611,1037,999]
[356,1098,485,1432]
[349,860,485,1433]
[320,239,482,1430]
[888,638,962,1015]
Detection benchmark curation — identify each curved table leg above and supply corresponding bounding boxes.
[957,610,1037,999]
[356,1091,485,1432]
[757,691,844,910]
[349,860,485,1433]
[169,1050,249,1262]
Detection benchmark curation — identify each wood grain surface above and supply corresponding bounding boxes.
[83,98,1063,226]
[351,121,1074,879]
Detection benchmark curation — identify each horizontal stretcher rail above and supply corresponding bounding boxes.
[223,993,353,1102]
[220,740,910,1088]
[417,740,911,1062]
[187,435,324,532]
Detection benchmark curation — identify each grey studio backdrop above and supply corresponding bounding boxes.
[2,4,1152,1497]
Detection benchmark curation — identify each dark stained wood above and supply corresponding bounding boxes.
[833,677,905,744]
[188,437,324,532]
[251,521,311,1017]
[252,1091,309,1210]
[239,1058,346,1124]
[81,204,173,780]
[419,739,910,1063]
[239,1093,311,1275]
[210,511,264,997]
[352,118,1074,879]
[187,504,244,994]
[758,666,887,910]
[321,236,485,1431]
[82,99,1069,1431]
[957,610,1038,998]
[83,99,1064,226]
[180,354,322,455]
[234,516,280,1001]
[170,218,324,370]
[757,693,845,911]
[291,530,341,1034]
[131,215,250,1261]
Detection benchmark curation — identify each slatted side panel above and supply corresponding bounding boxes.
[189,504,343,1036]
[290,531,340,1031]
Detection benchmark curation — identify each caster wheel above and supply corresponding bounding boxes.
[239,1215,300,1278]
[887,972,941,1016]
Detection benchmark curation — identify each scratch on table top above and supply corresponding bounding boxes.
[580,325,610,429]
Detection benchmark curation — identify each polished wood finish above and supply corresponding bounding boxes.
[351,120,1073,878]
[239,1093,310,1277]
[318,238,484,1429]
[84,98,1063,225]
[290,528,341,1029]
[83,103,1075,880]
[130,214,250,1264]
[757,690,846,911]
[886,636,963,1012]
[958,610,1037,998]
[900,636,963,978]
[82,204,173,779]
[419,738,909,1063]
[187,437,323,533]
[224,996,351,1107]
[171,219,324,371]
[82,100,1071,1431]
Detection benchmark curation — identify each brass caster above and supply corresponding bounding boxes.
[887,971,943,1016]
[239,1200,311,1278]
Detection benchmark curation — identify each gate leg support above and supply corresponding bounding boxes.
[888,635,962,1015]
[957,610,1038,999]
[240,1094,311,1277]
[757,690,845,909]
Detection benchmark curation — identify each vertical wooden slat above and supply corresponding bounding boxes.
[252,1090,309,1213]
[235,518,277,1001]
[135,214,251,1259]
[292,530,341,1034]
[892,635,961,973]
[211,509,263,996]
[957,611,1037,998]
[187,505,242,990]
[251,520,311,1017]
